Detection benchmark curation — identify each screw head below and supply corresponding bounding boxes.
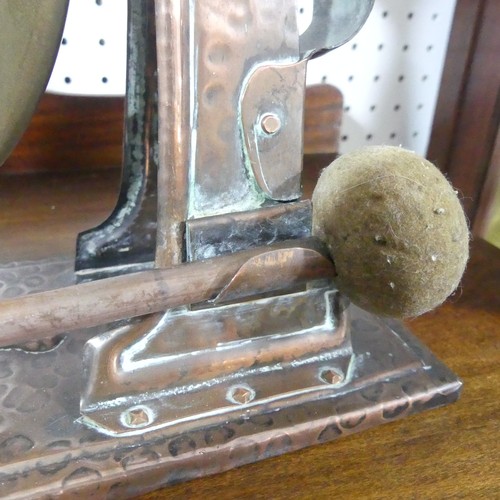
[121,405,153,429]
[226,384,256,405]
[319,368,344,385]
[260,113,281,135]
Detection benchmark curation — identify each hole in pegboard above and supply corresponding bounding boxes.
[102,76,108,83]
[99,39,105,46]
[64,77,71,84]
[296,1,313,35]
[62,38,67,45]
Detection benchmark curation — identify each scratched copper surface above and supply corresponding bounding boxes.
[0,258,461,499]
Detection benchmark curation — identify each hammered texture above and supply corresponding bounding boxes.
[0,255,461,499]
[191,0,299,216]
[0,259,75,352]
[0,259,74,299]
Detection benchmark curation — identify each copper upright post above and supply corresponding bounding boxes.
[154,0,191,267]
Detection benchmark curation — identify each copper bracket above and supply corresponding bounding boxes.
[0,1,463,498]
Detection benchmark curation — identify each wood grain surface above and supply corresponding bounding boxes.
[0,155,498,499]
[2,94,124,174]
[428,0,500,234]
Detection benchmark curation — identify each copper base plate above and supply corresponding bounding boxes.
[0,258,461,499]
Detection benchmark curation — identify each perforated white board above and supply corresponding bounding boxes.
[47,0,457,156]
[305,0,457,155]
[47,0,127,96]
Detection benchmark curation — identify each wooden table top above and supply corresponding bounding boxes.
[0,156,498,499]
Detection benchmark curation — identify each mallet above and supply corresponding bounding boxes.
[0,146,469,347]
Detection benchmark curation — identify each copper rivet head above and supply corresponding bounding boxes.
[260,113,281,134]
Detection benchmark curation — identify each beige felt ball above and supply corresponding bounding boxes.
[312,145,469,318]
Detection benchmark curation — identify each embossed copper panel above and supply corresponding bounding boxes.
[80,286,352,436]
[0,258,461,499]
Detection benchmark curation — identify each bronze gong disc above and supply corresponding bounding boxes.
[0,0,68,166]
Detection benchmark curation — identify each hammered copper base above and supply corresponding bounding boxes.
[0,258,461,499]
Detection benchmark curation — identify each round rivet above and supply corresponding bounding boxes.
[260,113,281,135]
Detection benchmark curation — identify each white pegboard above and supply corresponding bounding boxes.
[306,0,457,155]
[47,0,457,156]
[47,0,127,96]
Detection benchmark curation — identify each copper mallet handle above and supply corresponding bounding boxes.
[0,239,334,348]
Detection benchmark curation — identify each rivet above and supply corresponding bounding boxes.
[260,113,281,135]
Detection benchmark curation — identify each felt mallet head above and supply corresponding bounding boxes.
[312,145,469,318]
